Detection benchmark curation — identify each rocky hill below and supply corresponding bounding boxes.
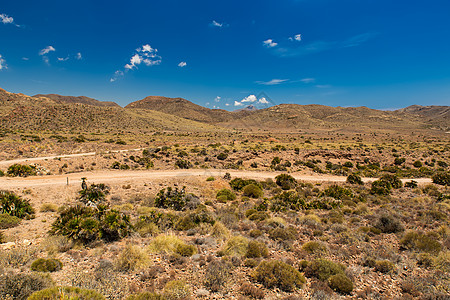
[33,94,120,107]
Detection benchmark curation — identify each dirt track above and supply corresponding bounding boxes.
[0,169,432,189]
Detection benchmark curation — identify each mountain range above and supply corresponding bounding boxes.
[0,88,448,134]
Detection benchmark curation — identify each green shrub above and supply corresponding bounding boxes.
[28,286,105,300]
[433,251,450,272]
[240,282,265,299]
[347,174,363,185]
[7,164,36,177]
[432,171,450,186]
[175,159,192,169]
[126,292,165,300]
[302,241,327,255]
[78,183,110,205]
[253,260,305,292]
[31,258,63,272]
[163,280,190,300]
[328,273,353,294]
[374,260,395,273]
[206,176,215,181]
[370,180,391,195]
[217,153,228,160]
[374,214,404,233]
[216,189,236,202]
[405,180,418,188]
[40,203,58,212]
[210,221,230,240]
[242,184,263,198]
[148,235,196,257]
[0,213,21,229]
[154,187,196,211]
[50,205,132,244]
[0,272,53,300]
[380,174,403,189]
[246,240,269,258]
[268,226,297,241]
[0,231,4,243]
[304,259,346,281]
[115,244,149,272]
[229,178,260,191]
[322,185,353,200]
[221,236,249,257]
[275,174,297,190]
[0,191,34,219]
[400,230,442,254]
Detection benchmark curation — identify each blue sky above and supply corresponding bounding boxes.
[1,0,449,109]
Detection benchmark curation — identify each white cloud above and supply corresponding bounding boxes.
[76,52,82,60]
[211,20,223,27]
[0,14,13,24]
[234,101,244,106]
[225,103,230,106]
[0,55,7,70]
[256,79,288,85]
[39,46,55,56]
[214,96,221,102]
[110,70,124,82]
[22,57,29,61]
[300,78,315,83]
[258,97,269,104]
[124,44,161,70]
[315,84,331,88]
[57,57,69,62]
[178,61,187,67]
[288,34,302,42]
[263,39,278,48]
[241,95,257,103]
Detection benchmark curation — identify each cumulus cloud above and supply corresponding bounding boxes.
[110,70,124,82]
[263,39,278,48]
[178,61,187,67]
[39,46,55,56]
[289,34,302,42]
[57,57,69,62]
[0,14,13,24]
[241,95,257,103]
[76,52,82,60]
[258,97,269,104]
[214,96,221,102]
[256,79,289,85]
[235,94,273,107]
[112,44,161,82]
[234,101,244,106]
[0,55,7,70]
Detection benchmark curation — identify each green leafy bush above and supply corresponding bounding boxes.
[154,187,196,211]
[217,153,228,160]
[328,273,353,294]
[302,241,328,255]
[0,190,35,219]
[370,180,392,195]
[30,258,63,272]
[374,260,395,273]
[221,236,249,257]
[374,214,404,233]
[216,189,236,202]
[0,272,53,300]
[230,178,261,191]
[243,184,263,198]
[304,259,346,281]
[0,213,21,229]
[175,159,192,169]
[322,185,353,200]
[347,174,363,185]
[400,230,442,254]
[50,205,132,244]
[28,286,105,300]
[380,174,403,189]
[78,183,110,205]
[253,260,305,292]
[7,164,36,177]
[275,174,297,190]
[432,171,450,186]
[268,226,297,241]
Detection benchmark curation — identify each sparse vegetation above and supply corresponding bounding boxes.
[30,258,63,272]
[253,260,305,292]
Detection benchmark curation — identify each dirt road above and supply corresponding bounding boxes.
[0,169,432,189]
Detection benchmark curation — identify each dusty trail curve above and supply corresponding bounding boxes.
[0,169,432,189]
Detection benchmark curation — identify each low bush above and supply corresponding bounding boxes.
[28,286,105,300]
[275,174,297,190]
[242,184,263,198]
[0,190,35,219]
[31,258,63,272]
[302,241,328,255]
[245,240,269,258]
[322,185,353,200]
[50,205,132,244]
[433,251,450,272]
[115,244,149,272]
[154,187,197,211]
[370,180,391,195]
[0,271,53,300]
[268,226,297,241]
[148,235,197,257]
[374,260,395,273]
[240,282,265,299]
[328,273,353,294]
[229,178,261,191]
[210,221,230,240]
[380,174,403,189]
[304,259,346,281]
[163,280,190,300]
[221,236,249,257]
[400,230,442,254]
[7,164,36,177]
[78,183,110,206]
[204,259,232,292]
[40,203,58,212]
[175,159,192,169]
[217,153,228,160]
[253,260,305,292]
[347,173,363,185]
[126,292,165,300]
[374,214,404,233]
[0,213,21,229]
[432,171,450,186]
[216,189,236,202]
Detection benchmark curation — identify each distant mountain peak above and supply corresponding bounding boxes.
[234,105,258,112]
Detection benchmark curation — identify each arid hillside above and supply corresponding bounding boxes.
[33,94,120,108]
